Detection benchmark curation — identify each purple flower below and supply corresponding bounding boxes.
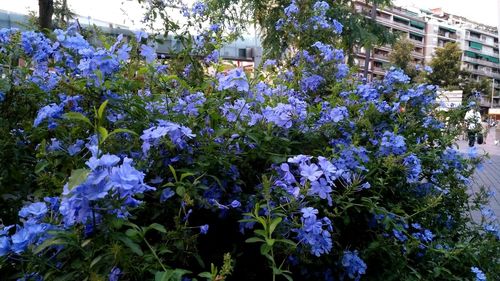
[200,224,209,234]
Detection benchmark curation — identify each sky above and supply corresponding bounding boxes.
[394,0,499,27]
[0,0,499,29]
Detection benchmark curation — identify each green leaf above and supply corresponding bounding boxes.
[67,169,90,191]
[265,238,275,246]
[149,223,167,233]
[260,243,271,255]
[63,112,92,126]
[245,237,265,243]
[269,217,282,235]
[180,172,195,182]
[98,126,109,142]
[169,165,178,182]
[197,272,212,279]
[97,100,109,120]
[33,238,67,254]
[90,255,103,269]
[35,161,49,174]
[108,128,138,139]
[176,186,185,197]
[116,236,143,256]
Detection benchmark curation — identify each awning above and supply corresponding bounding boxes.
[410,20,425,29]
[439,26,456,33]
[464,51,478,58]
[394,16,410,24]
[470,41,483,50]
[410,32,423,39]
[485,55,500,63]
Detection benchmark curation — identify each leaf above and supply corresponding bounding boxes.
[180,172,195,182]
[197,272,212,279]
[260,243,271,255]
[35,161,49,174]
[98,126,109,142]
[245,237,265,243]
[149,223,167,233]
[67,169,90,191]
[97,100,109,120]
[169,165,178,182]
[107,128,138,139]
[90,255,103,269]
[269,217,282,235]
[33,238,67,254]
[63,112,92,126]
[116,236,143,256]
[176,186,185,197]
[265,238,275,246]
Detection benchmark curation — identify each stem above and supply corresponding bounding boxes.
[144,235,168,272]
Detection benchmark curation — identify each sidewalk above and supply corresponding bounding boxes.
[457,127,500,222]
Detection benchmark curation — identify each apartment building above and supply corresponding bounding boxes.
[354,1,500,108]
[354,1,426,78]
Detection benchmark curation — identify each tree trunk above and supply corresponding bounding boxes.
[39,0,54,30]
[363,1,377,82]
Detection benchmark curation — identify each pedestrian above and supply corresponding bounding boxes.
[481,119,489,144]
[464,107,481,147]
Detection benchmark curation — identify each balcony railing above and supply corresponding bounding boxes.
[465,68,500,79]
[462,56,500,69]
[438,32,458,40]
[465,35,498,47]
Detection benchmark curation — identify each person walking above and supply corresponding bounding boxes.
[464,108,481,147]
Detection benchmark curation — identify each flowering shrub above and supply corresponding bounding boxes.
[0,1,499,280]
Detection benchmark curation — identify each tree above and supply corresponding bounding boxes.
[38,0,54,30]
[428,42,462,88]
[389,37,419,79]
[461,76,492,103]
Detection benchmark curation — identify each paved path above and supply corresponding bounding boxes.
[457,128,500,222]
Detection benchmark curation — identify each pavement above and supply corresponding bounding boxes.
[456,127,500,222]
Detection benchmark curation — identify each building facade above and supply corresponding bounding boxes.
[354,1,500,109]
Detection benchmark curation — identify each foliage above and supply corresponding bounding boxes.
[389,38,417,78]
[428,42,463,89]
[0,1,499,281]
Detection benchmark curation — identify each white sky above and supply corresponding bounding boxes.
[394,0,499,27]
[0,0,499,29]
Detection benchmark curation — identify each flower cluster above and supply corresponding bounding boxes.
[294,207,333,256]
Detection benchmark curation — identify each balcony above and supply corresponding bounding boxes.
[465,35,498,47]
[437,32,458,40]
[465,68,500,79]
[462,56,500,69]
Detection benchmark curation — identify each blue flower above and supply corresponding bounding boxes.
[471,267,487,281]
[68,139,85,156]
[109,267,121,281]
[192,2,207,16]
[309,178,332,199]
[342,250,367,280]
[301,207,318,219]
[33,103,63,128]
[18,202,48,219]
[160,188,175,202]
[284,1,299,17]
[230,200,241,208]
[379,131,406,156]
[200,224,209,234]
[403,154,422,183]
[217,68,249,92]
[0,236,11,256]
[135,30,148,42]
[140,44,156,63]
[299,163,323,182]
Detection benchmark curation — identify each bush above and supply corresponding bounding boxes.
[0,1,499,280]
